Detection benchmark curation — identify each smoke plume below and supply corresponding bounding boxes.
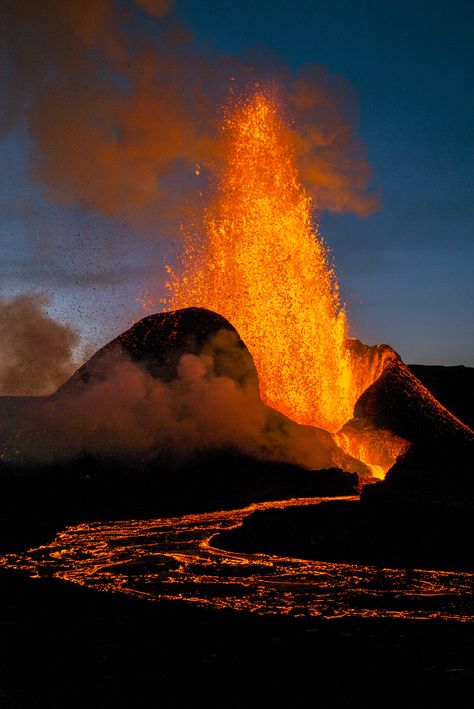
[0,329,366,475]
[1,0,377,226]
[0,293,78,396]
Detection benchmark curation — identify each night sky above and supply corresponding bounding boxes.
[1,0,473,366]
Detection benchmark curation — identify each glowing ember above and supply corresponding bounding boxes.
[167,90,356,432]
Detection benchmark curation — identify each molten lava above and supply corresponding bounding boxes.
[166,89,405,476]
[167,90,355,432]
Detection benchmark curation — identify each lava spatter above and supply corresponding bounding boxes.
[167,90,354,433]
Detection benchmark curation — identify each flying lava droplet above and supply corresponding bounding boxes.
[168,89,357,432]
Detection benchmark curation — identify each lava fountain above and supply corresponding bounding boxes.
[167,89,358,433]
[165,88,409,477]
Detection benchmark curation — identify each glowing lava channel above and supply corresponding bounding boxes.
[167,89,357,433]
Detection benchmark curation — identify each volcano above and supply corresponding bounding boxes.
[0,307,368,535]
[4,307,368,475]
[63,305,474,493]
[1,306,472,506]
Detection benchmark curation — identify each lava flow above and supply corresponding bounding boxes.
[2,497,473,621]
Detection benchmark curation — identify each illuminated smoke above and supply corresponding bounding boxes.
[0,293,77,396]
[1,2,376,225]
[0,329,368,477]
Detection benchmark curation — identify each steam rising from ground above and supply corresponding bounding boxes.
[0,294,77,396]
[0,330,366,476]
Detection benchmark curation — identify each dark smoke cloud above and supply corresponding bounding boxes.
[1,0,377,226]
[0,293,78,396]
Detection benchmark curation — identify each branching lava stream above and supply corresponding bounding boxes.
[2,497,473,622]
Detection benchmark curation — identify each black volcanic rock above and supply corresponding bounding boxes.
[408,363,474,430]
[59,307,241,392]
[354,355,472,445]
[2,571,473,709]
[214,496,474,572]
[342,341,474,498]
[0,451,359,553]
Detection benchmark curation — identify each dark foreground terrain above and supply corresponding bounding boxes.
[215,495,474,572]
[0,313,472,707]
[0,451,358,556]
[0,569,473,709]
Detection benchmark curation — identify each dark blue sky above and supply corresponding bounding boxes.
[1,0,473,364]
